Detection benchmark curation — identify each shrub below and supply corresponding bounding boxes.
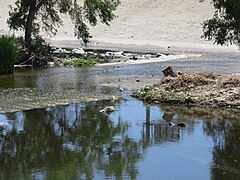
[31,35,47,54]
[0,35,19,74]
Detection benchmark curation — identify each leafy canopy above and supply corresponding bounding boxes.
[7,0,120,45]
[202,0,240,46]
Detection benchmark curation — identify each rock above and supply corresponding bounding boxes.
[143,86,151,92]
[53,47,69,53]
[72,48,85,54]
[86,51,97,57]
[113,51,125,58]
[111,95,122,102]
[47,62,55,67]
[178,72,183,75]
[156,53,162,58]
[105,52,114,57]
[145,54,152,59]
[136,55,145,60]
[100,106,116,114]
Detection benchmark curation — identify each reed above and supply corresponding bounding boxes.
[0,35,18,74]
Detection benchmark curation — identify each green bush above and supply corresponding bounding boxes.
[0,35,19,74]
[63,57,97,67]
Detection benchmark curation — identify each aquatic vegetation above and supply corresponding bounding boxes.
[63,57,97,67]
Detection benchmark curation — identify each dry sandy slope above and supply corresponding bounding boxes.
[0,0,238,52]
[89,0,214,43]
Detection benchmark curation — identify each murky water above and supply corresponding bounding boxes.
[0,53,240,179]
[1,51,239,113]
[0,99,240,179]
[0,67,125,113]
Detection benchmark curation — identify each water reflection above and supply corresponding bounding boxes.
[159,104,240,179]
[204,118,240,179]
[0,100,143,179]
[0,100,240,179]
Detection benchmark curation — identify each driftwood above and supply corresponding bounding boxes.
[14,64,32,68]
[162,66,178,77]
[19,55,35,65]
[14,55,35,68]
[15,54,47,68]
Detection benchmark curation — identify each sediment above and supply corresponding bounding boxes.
[132,72,240,108]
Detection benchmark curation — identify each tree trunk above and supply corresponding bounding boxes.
[25,0,37,50]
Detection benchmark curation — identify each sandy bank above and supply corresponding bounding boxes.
[1,0,239,54]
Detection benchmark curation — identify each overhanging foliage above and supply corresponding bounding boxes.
[7,0,120,47]
[202,0,240,46]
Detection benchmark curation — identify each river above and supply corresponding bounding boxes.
[0,52,240,179]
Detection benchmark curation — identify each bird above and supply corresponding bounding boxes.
[169,122,175,127]
[93,42,99,46]
[169,122,187,128]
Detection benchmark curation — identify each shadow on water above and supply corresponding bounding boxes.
[0,99,240,179]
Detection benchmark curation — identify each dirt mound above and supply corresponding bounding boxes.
[133,72,240,107]
[159,72,220,92]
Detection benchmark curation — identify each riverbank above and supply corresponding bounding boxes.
[1,0,239,55]
[132,71,240,108]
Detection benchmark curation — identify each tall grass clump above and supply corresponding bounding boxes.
[0,35,18,74]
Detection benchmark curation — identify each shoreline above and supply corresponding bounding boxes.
[49,37,239,55]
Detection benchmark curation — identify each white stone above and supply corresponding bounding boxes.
[100,106,116,114]
[47,62,55,67]
[72,48,85,54]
